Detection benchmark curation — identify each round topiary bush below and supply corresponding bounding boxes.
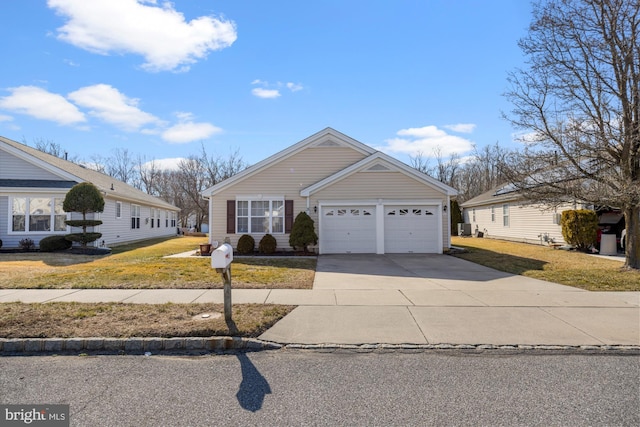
[237,234,255,255]
[259,234,277,254]
[39,235,73,252]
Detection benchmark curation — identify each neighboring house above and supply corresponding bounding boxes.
[201,128,457,254]
[460,185,590,246]
[0,136,180,249]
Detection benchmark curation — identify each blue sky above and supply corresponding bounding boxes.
[0,0,533,170]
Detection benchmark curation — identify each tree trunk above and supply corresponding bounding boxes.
[624,206,639,269]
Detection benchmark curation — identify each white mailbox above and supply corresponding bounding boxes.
[211,243,233,269]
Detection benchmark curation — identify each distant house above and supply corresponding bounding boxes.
[0,136,180,249]
[459,185,587,246]
[201,128,457,254]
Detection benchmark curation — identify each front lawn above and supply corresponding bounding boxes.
[451,237,639,291]
[0,236,315,289]
[0,302,294,338]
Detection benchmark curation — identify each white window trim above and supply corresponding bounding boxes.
[503,204,510,227]
[115,201,122,219]
[8,196,69,234]
[236,198,285,234]
[491,206,495,222]
[131,204,141,230]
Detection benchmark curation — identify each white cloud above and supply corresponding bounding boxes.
[444,123,476,133]
[141,157,185,171]
[251,88,281,99]
[379,125,474,157]
[68,84,160,131]
[286,82,303,92]
[0,114,13,122]
[0,86,86,125]
[48,0,237,72]
[161,115,222,144]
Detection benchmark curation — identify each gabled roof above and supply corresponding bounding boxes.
[201,128,376,197]
[460,184,521,208]
[202,128,457,198]
[301,151,457,197]
[0,136,178,210]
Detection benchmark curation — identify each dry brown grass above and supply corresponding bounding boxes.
[0,236,315,289]
[451,237,639,291]
[0,302,294,338]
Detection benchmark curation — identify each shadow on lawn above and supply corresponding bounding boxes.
[451,247,549,276]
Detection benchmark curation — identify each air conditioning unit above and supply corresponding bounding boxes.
[458,223,472,236]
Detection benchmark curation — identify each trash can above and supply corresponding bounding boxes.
[600,234,617,255]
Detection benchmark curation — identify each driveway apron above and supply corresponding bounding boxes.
[259,254,640,346]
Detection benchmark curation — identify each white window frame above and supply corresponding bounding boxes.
[503,204,510,227]
[8,196,68,234]
[170,212,177,228]
[150,208,155,228]
[472,208,476,223]
[131,204,141,229]
[236,198,285,234]
[115,201,122,219]
[491,206,495,222]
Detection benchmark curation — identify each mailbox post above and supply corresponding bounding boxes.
[211,243,233,321]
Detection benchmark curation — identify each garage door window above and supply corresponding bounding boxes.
[387,208,433,217]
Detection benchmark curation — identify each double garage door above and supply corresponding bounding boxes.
[320,205,440,254]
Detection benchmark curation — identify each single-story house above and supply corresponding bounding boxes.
[201,128,457,254]
[460,184,596,246]
[0,136,180,249]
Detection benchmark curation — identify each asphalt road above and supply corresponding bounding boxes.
[1,351,638,426]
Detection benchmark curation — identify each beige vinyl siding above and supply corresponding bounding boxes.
[210,147,368,250]
[0,150,62,180]
[466,202,568,245]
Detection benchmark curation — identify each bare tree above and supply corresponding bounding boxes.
[503,0,639,269]
[137,156,163,196]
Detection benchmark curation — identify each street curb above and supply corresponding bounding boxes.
[0,337,282,355]
[280,343,640,354]
[1,338,638,355]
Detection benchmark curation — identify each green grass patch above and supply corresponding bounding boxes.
[0,236,316,289]
[451,237,639,291]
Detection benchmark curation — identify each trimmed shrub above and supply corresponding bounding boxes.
[450,199,463,235]
[561,209,598,251]
[0,239,3,249]
[63,182,104,248]
[65,233,103,247]
[19,238,35,251]
[237,234,255,255]
[259,234,277,254]
[289,212,318,253]
[39,235,73,252]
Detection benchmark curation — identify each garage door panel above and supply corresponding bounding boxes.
[321,206,376,254]
[384,206,438,253]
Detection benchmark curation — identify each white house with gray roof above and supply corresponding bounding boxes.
[0,136,180,249]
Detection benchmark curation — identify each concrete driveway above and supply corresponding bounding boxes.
[260,254,640,346]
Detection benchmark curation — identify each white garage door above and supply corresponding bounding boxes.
[384,206,439,253]
[321,206,376,253]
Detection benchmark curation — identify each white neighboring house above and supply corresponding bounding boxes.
[460,185,589,246]
[201,128,457,254]
[0,136,180,249]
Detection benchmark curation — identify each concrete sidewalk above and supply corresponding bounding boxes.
[1,254,638,347]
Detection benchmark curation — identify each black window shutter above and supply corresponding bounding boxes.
[227,200,236,234]
[285,200,294,233]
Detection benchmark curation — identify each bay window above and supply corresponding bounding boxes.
[10,196,67,233]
